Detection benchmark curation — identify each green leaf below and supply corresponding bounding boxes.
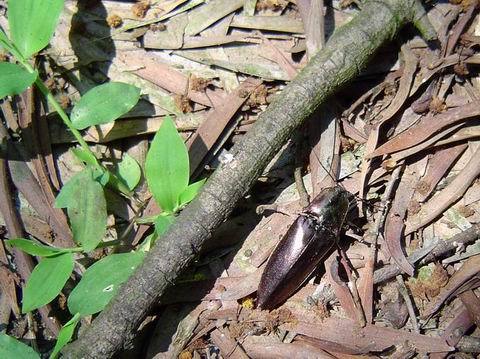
[0,62,37,99]
[138,232,157,252]
[6,238,68,257]
[145,117,189,212]
[8,0,64,58]
[50,313,80,359]
[71,82,141,130]
[178,179,205,207]
[68,252,145,316]
[92,167,110,187]
[22,252,74,313]
[0,334,39,359]
[0,28,14,53]
[55,168,107,252]
[113,153,141,191]
[70,147,98,167]
[154,214,174,237]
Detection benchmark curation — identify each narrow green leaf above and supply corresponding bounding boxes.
[0,28,14,53]
[8,0,64,58]
[70,147,98,167]
[92,167,110,187]
[49,313,80,359]
[155,214,174,237]
[145,117,189,212]
[68,252,145,316]
[55,168,107,252]
[6,238,68,257]
[22,252,74,313]
[0,62,37,99]
[138,232,158,252]
[0,334,39,359]
[178,178,206,207]
[71,82,141,130]
[113,153,141,191]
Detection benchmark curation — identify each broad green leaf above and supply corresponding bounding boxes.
[155,214,174,237]
[0,334,39,359]
[113,153,141,191]
[145,117,189,212]
[8,0,64,59]
[68,252,145,316]
[54,170,87,209]
[0,62,37,99]
[178,179,206,207]
[71,82,141,130]
[71,147,98,167]
[55,168,107,252]
[22,252,74,313]
[6,238,68,257]
[50,313,80,359]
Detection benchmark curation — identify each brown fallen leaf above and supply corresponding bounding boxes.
[282,317,453,354]
[459,289,480,327]
[415,143,468,202]
[405,144,480,234]
[384,165,416,276]
[187,78,263,174]
[118,51,225,107]
[358,45,417,202]
[326,255,358,321]
[389,122,465,163]
[210,327,249,359]
[368,102,480,158]
[243,340,335,359]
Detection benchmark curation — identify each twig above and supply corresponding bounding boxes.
[374,224,480,284]
[396,275,420,333]
[0,123,60,335]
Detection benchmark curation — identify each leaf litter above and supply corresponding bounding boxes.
[3,0,480,357]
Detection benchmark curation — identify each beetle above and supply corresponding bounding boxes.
[257,186,352,310]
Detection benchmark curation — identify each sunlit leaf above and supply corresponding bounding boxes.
[178,178,205,208]
[70,147,98,167]
[112,153,141,191]
[155,214,174,237]
[55,168,107,252]
[0,62,37,99]
[6,238,70,257]
[71,82,140,130]
[22,252,74,313]
[0,334,39,359]
[8,0,64,58]
[50,313,80,359]
[145,117,189,212]
[68,252,145,316]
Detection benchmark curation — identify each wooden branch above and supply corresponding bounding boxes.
[63,1,435,357]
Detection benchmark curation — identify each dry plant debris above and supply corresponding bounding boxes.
[2,0,480,358]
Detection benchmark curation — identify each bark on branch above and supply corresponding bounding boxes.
[63,1,435,357]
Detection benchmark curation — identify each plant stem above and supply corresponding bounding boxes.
[35,79,103,170]
[18,59,102,170]
[19,59,132,196]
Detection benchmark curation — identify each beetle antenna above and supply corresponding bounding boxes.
[309,146,345,190]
